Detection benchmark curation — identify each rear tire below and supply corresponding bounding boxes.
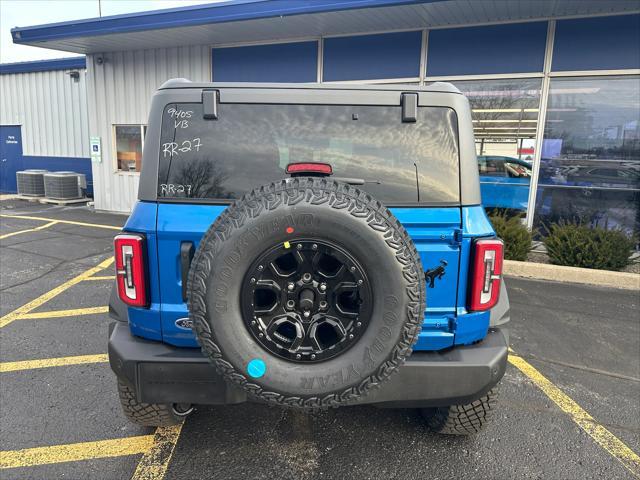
[421,388,498,435]
[117,380,192,427]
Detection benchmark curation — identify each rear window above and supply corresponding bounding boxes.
[157,103,460,204]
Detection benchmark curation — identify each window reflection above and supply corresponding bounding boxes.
[115,125,145,172]
[157,103,460,204]
[534,76,640,237]
[452,78,541,215]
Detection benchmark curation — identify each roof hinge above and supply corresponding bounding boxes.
[452,228,463,245]
[202,89,219,120]
[401,92,417,123]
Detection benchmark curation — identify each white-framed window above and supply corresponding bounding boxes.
[113,124,147,172]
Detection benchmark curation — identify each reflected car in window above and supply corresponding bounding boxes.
[477,155,532,212]
[539,159,640,190]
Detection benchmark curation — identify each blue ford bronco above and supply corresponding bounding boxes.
[109,80,509,435]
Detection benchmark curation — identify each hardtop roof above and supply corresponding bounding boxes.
[159,78,462,94]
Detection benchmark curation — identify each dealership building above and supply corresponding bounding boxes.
[1,0,638,235]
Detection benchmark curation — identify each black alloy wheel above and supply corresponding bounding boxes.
[241,239,373,363]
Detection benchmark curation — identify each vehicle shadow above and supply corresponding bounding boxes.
[166,403,474,480]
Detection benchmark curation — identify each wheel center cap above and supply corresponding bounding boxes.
[298,288,315,312]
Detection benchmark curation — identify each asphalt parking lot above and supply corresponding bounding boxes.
[1,198,638,480]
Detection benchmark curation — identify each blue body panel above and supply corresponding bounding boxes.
[156,203,226,346]
[390,207,460,350]
[123,202,496,351]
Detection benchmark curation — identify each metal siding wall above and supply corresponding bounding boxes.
[0,69,89,157]
[87,45,210,212]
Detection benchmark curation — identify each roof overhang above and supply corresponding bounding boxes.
[0,57,86,75]
[10,0,640,55]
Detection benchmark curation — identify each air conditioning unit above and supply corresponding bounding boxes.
[43,171,85,200]
[16,169,48,196]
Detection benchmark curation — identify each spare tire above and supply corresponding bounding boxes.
[187,177,425,409]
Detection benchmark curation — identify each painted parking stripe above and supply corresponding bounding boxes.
[0,220,59,240]
[84,275,116,281]
[509,352,640,478]
[131,424,184,480]
[0,436,154,469]
[0,354,108,373]
[0,257,113,328]
[0,213,122,231]
[18,306,109,320]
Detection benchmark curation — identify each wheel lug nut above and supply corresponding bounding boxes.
[312,244,318,250]
[259,333,264,338]
[286,300,295,309]
[358,279,363,285]
[287,283,295,291]
[297,243,303,250]
[349,334,354,339]
[356,322,362,327]
[251,320,256,326]
[296,354,301,359]
[303,310,310,318]
[302,273,312,283]
[320,301,327,309]
[250,277,256,284]
[311,354,316,360]
[319,283,326,292]
[350,266,356,272]
[257,265,263,271]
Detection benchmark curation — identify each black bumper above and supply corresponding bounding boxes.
[108,322,508,408]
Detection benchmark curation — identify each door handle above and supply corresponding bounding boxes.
[180,242,195,302]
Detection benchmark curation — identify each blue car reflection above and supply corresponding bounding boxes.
[477,155,531,212]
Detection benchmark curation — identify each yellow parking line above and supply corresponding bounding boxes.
[131,424,184,480]
[84,275,115,281]
[0,435,154,469]
[0,220,59,240]
[0,213,122,231]
[0,257,114,328]
[0,354,108,373]
[18,306,109,320]
[509,353,640,478]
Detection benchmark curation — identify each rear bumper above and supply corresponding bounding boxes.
[108,322,508,408]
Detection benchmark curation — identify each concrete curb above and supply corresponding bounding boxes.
[504,260,640,291]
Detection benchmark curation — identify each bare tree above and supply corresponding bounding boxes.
[172,158,232,198]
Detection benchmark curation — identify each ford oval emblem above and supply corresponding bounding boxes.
[175,318,193,330]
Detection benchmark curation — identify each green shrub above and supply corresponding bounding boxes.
[543,222,635,271]
[488,212,532,261]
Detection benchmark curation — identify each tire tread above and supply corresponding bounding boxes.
[423,388,498,435]
[117,380,180,427]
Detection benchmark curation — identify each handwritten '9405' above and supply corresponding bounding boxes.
[162,138,202,157]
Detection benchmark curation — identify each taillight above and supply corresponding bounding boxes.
[469,238,504,311]
[286,162,333,176]
[114,233,148,308]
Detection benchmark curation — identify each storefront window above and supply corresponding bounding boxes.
[452,78,542,216]
[115,125,146,172]
[533,76,640,238]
